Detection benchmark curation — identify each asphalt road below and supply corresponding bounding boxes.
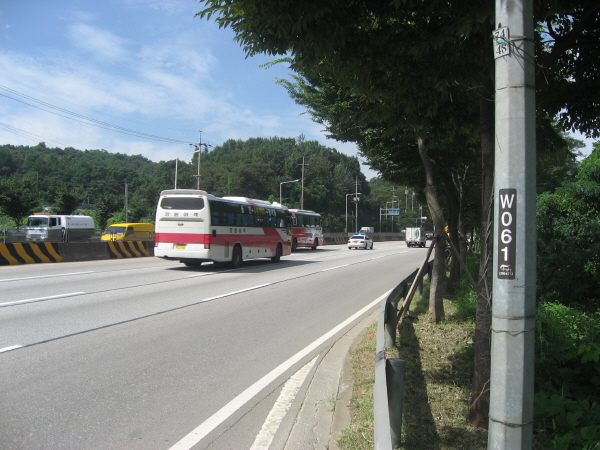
[0,242,427,450]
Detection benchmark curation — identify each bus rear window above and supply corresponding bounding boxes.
[160,197,205,210]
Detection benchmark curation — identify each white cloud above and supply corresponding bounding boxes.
[67,23,129,62]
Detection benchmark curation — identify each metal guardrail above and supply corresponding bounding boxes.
[374,241,436,449]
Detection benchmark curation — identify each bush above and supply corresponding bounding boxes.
[534,302,600,449]
[449,252,479,321]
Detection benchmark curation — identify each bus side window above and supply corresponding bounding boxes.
[212,212,220,225]
[227,213,235,226]
[50,218,57,227]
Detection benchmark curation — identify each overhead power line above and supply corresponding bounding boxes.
[0,85,195,145]
[0,72,191,133]
[0,121,67,147]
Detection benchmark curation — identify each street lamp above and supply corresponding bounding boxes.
[279,179,300,205]
[346,193,361,234]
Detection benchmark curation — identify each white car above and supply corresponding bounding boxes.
[348,234,374,250]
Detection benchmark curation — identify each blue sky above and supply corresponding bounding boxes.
[0,0,379,179]
[0,0,595,185]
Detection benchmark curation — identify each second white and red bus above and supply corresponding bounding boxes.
[288,209,323,251]
[154,189,291,267]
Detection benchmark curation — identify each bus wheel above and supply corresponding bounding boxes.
[292,239,298,252]
[271,243,282,263]
[311,239,318,250]
[231,245,242,268]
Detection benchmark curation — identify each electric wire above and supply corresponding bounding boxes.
[0,85,194,145]
[0,72,191,133]
[0,121,67,147]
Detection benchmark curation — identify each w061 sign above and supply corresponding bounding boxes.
[497,189,516,279]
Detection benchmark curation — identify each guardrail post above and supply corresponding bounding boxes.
[386,358,406,448]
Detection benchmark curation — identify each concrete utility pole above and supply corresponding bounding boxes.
[489,0,536,448]
[298,157,309,209]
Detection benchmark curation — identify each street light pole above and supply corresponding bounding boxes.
[346,192,361,234]
[280,179,300,205]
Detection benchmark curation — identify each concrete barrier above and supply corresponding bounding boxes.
[107,241,152,258]
[0,242,63,265]
[0,241,155,265]
[58,242,111,262]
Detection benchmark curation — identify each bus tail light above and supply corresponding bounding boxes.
[204,234,211,249]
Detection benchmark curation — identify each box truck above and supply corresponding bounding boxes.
[26,214,95,242]
[405,227,427,247]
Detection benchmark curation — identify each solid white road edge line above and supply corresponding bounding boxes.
[0,292,86,307]
[249,356,317,450]
[168,290,390,450]
[0,345,23,353]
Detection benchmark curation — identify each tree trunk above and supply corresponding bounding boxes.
[418,137,445,323]
[441,170,461,293]
[457,169,468,267]
[469,73,495,429]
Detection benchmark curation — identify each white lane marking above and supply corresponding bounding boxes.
[199,284,272,303]
[322,264,350,272]
[0,272,93,283]
[250,356,317,450]
[0,345,22,353]
[168,291,389,450]
[0,292,85,307]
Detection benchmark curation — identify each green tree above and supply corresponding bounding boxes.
[537,143,600,312]
[92,193,121,231]
[51,183,84,215]
[0,175,40,228]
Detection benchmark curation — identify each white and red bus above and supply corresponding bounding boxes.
[155,189,291,267]
[288,209,323,251]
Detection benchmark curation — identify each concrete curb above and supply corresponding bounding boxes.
[284,309,378,450]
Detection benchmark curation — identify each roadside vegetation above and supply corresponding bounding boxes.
[338,249,600,449]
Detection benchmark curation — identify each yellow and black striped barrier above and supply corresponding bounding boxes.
[107,241,152,259]
[0,243,62,265]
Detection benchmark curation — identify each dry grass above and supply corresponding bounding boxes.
[337,289,488,450]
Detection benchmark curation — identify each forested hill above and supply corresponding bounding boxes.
[0,137,385,230]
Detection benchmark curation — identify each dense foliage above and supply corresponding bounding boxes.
[537,143,600,313]
[0,139,423,232]
[534,303,600,448]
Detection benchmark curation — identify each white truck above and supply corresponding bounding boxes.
[359,227,374,235]
[405,227,427,248]
[26,214,95,242]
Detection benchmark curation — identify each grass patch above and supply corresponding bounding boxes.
[338,282,487,450]
[336,323,377,450]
